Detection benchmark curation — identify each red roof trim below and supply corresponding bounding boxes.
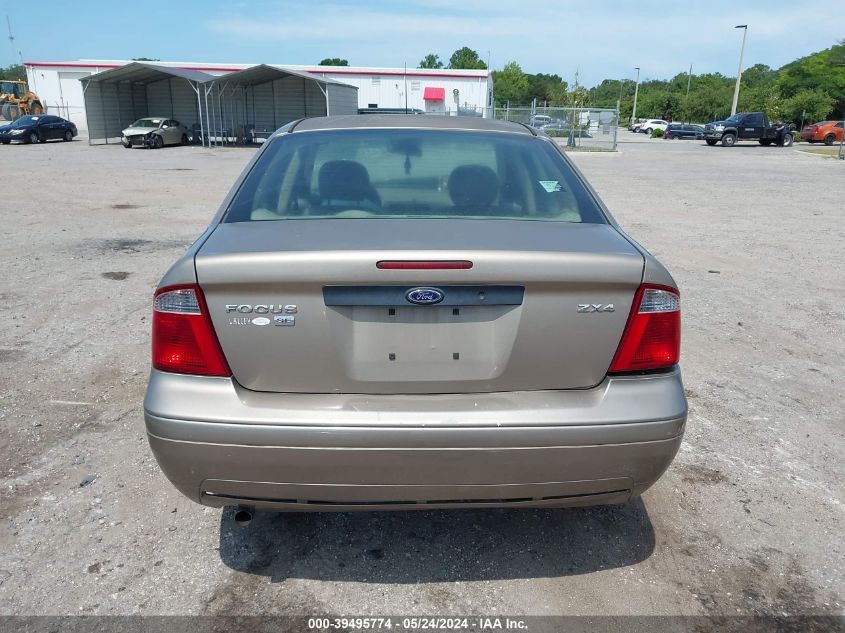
[307,69,488,79]
[24,61,243,72]
[26,62,121,68]
[24,61,490,79]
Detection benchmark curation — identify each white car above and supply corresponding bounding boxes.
[121,117,190,149]
[639,119,669,135]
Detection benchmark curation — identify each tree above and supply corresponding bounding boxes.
[580,41,843,124]
[319,58,349,66]
[741,63,777,89]
[527,73,568,105]
[568,84,591,107]
[492,62,529,106]
[781,89,836,125]
[777,41,845,121]
[590,79,631,108]
[418,54,443,69]
[131,57,160,62]
[0,64,25,81]
[447,47,487,70]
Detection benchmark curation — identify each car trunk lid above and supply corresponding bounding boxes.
[195,219,644,394]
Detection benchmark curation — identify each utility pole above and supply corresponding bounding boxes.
[487,50,493,118]
[631,67,641,126]
[6,12,18,63]
[731,25,748,116]
[837,63,845,160]
[685,64,693,123]
[840,111,844,159]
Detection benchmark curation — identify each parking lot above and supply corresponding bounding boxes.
[0,134,842,621]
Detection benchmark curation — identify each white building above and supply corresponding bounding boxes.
[25,60,493,132]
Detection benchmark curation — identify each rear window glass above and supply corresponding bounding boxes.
[224,129,607,224]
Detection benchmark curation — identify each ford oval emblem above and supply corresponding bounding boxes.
[405,287,445,305]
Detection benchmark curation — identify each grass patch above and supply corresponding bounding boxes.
[798,147,845,159]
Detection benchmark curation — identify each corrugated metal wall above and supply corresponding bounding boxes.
[85,72,353,144]
[275,76,307,125]
[142,78,200,127]
[172,80,201,128]
[219,76,333,137]
[85,77,201,144]
[344,75,490,114]
[327,84,358,115]
[84,81,147,144]
[145,80,170,117]
[251,82,274,131]
[305,81,327,116]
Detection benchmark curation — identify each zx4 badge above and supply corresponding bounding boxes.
[578,303,615,313]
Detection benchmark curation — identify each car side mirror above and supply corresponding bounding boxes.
[162,125,169,129]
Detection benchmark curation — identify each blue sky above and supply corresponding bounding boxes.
[3,0,840,86]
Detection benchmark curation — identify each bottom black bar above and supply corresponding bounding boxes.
[0,616,842,633]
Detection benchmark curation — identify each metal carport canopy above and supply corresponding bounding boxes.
[204,64,358,139]
[80,62,218,145]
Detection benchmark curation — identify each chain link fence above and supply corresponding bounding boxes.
[494,106,619,151]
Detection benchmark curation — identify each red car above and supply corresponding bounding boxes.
[801,120,844,145]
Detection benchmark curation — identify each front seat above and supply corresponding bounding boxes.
[448,165,499,213]
[317,160,381,211]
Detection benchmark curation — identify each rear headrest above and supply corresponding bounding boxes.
[318,160,373,201]
[448,165,498,210]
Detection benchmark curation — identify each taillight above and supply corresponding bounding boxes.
[377,260,473,270]
[152,284,230,376]
[609,284,680,373]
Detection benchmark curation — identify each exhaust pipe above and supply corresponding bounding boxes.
[233,506,254,527]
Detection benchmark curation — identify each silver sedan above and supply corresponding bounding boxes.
[144,115,687,517]
[121,117,189,149]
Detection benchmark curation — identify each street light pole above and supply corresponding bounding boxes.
[631,67,640,126]
[685,64,693,123]
[731,25,748,116]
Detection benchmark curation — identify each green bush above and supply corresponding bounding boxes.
[651,128,665,138]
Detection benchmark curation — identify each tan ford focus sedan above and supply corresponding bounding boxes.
[144,115,686,518]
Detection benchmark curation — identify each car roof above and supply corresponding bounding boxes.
[290,115,534,136]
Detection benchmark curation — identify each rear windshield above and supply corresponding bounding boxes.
[224,129,606,224]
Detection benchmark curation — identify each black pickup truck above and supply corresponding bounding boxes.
[703,112,794,147]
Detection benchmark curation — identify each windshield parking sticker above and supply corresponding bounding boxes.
[538,180,562,193]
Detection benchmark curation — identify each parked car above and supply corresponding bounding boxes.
[144,115,686,517]
[638,119,669,135]
[801,120,844,145]
[629,118,647,132]
[529,114,553,128]
[703,112,793,147]
[121,117,190,149]
[539,122,593,138]
[664,123,705,140]
[0,114,77,144]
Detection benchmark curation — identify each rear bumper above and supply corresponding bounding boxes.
[144,369,687,511]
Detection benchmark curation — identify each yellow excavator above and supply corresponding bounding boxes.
[0,79,44,121]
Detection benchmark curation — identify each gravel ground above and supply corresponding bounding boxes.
[0,134,842,621]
